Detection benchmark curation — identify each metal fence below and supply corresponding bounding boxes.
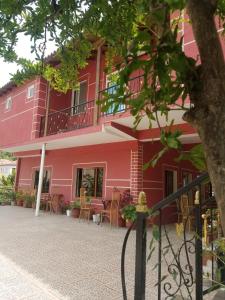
[121,173,225,299]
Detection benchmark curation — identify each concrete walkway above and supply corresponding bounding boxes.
[0,252,65,300]
[0,206,224,299]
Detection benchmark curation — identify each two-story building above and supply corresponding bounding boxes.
[0,22,202,215]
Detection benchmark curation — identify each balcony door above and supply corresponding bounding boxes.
[105,74,125,115]
[71,81,88,115]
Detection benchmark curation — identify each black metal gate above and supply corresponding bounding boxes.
[121,173,225,299]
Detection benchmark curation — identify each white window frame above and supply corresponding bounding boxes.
[27,84,35,99]
[5,97,12,111]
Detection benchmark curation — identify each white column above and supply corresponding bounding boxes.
[35,143,46,217]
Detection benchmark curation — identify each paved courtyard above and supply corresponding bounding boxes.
[0,206,224,300]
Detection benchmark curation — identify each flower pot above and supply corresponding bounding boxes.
[72,208,80,218]
[93,214,100,224]
[66,209,72,217]
[17,199,23,206]
[11,201,15,206]
[126,220,134,228]
[118,216,126,227]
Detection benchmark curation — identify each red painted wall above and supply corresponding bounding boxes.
[0,78,47,148]
[18,141,135,208]
[17,140,198,214]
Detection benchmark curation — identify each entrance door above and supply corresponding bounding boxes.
[164,170,177,197]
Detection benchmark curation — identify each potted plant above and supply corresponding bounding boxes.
[8,190,16,206]
[71,200,81,218]
[64,202,71,217]
[23,193,34,208]
[16,191,24,206]
[23,193,29,208]
[31,195,36,209]
[119,189,133,227]
[121,204,137,228]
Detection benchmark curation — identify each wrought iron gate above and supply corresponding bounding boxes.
[121,173,225,299]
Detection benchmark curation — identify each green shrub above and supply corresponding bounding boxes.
[121,204,137,221]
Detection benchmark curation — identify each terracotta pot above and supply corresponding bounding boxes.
[16,199,23,206]
[118,217,126,228]
[72,208,80,218]
[24,201,32,208]
[125,220,135,229]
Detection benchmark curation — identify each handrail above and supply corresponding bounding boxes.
[151,172,209,213]
[99,74,144,94]
[42,100,95,119]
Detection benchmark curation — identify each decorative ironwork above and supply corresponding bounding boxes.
[121,174,223,300]
[136,191,148,213]
[39,100,95,137]
[161,210,196,299]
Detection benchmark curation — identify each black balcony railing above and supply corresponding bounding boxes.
[121,173,224,300]
[98,74,144,116]
[39,100,95,137]
[39,75,144,137]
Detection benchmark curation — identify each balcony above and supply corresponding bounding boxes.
[39,100,95,137]
[39,75,143,137]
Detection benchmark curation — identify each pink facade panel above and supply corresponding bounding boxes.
[17,141,198,214]
[0,78,47,148]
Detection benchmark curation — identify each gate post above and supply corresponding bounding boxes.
[134,192,148,300]
[195,189,203,300]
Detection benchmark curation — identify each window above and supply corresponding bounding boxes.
[164,170,177,197]
[5,97,12,111]
[76,167,103,197]
[182,172,192,186]
[71,81,88,115]
[105,74,125,115]
[27,84,35,99]
[33,169,51,193]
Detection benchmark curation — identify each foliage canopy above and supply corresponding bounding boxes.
[0,0,225,169]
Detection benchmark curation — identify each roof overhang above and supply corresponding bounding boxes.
[3,124,136,154]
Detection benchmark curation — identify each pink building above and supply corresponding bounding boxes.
[0,21,204,215]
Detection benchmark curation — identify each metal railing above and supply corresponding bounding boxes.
[39,75,144,136]
[39,100,95,137]
[121,173,224,299]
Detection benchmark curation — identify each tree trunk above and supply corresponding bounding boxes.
[186,0,225,234]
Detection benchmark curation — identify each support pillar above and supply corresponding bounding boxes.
[35,143,46,217]
[131,142,143,202]
[14,158,21,192]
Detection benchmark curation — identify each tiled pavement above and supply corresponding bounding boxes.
[0,206,224,300]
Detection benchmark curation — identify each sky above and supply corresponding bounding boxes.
[0,34,56,88]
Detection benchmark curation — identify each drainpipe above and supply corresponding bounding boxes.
[43,83,51,137]
[94,43,102,125]
[35,143,46,217]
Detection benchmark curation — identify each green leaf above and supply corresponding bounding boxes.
[176,144,207,171]
[152,225,160,241]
